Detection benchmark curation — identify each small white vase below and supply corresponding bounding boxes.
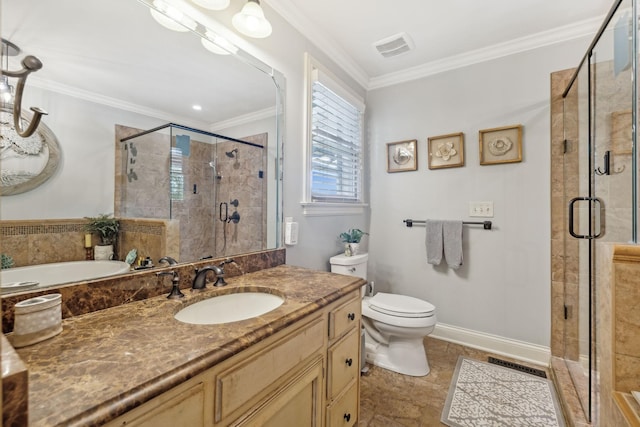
[94,245,114,260]
[348,242,360,255]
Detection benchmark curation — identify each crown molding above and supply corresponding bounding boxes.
[263,0,369,89]
[265,0,603,91]
[369,15,604,90]
[29,76,210,129]
[209,106,276,131]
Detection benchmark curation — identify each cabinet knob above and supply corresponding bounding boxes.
[344,413,351,422]
[347,312,355,321]
[345,358,353,367]
[348,267,356,273]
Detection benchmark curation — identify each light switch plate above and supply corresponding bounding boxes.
[469,201,494,217]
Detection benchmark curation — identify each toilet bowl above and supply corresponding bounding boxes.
[329,253,437,377]
[362,292,436,376]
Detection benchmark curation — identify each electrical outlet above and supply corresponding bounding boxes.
[469,201,494,218]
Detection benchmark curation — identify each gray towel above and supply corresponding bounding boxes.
[443,221,463,269]
[425,220,443,265]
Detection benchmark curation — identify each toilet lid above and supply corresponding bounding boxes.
[368,292,435,318]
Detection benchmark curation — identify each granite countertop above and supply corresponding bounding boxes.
[11,265,363,427]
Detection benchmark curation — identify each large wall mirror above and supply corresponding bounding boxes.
[0,0,284,291]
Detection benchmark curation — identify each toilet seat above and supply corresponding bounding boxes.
[368,292,435,318]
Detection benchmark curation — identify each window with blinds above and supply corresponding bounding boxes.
[310,74,363,203]
[170,147,184,201]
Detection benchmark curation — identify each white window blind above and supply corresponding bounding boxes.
[170,147,184,201]
[310,70,363,203]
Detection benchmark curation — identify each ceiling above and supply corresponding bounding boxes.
[2,0,277,128]
[266,0,614,89]
[0,0,616,126]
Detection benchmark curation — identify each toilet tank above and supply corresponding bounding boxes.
[329,253,368,280]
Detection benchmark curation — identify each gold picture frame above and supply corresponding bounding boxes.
[427,132,465,169]
[479,124,522,165]
[386,139,417,172]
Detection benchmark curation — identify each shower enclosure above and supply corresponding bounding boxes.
[119,123,268,262]
[560,0,637,421]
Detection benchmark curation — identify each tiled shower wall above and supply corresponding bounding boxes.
[214,133,267,257]
[115,125,267,263]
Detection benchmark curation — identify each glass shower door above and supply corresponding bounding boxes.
[562,2,636,421]
[563,61,593,421]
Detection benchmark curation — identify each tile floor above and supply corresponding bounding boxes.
[358,336,561,426]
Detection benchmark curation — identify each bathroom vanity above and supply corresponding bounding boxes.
[6,265,363,426]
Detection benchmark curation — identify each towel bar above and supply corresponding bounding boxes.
[403,219,492,230]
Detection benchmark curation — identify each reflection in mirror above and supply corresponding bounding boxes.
[0,0,284,293]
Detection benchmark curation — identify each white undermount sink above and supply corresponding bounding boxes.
[174,292,285,325]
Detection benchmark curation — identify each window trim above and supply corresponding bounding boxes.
[301,53,367,216]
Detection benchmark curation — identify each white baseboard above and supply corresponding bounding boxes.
[430,323,551,367]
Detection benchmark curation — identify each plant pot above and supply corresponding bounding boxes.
[94,244,114,260]
[348,242,360,255]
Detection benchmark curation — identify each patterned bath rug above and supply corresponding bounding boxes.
[441,356,565,427]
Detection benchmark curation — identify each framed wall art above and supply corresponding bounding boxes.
[427,132,464,169]
[479,124,523,165]
[386,139,417,172]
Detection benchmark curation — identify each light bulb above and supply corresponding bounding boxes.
[0,77,13,103]
[150,1,196,32]
[201,32,238,55]
[232,0,272,38]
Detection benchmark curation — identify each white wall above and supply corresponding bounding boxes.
[1,87,169,219]
[241,4,370,271]
[365,37,589,347]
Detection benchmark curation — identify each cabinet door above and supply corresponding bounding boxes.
[327,327,360,401]
[106,381,206,427]
[231,358,323,427]
[215,318,324,421]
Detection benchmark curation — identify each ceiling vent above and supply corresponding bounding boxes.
[373,32,414,58]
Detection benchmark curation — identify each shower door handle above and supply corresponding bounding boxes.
[219,202,228,222]
[568,197,603,239]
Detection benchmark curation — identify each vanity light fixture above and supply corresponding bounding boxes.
[191,0,230,10]
[150,0,197,32]
[232,0,272,39]
[201,31,238,55]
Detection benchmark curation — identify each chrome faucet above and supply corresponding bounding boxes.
[157,270,184,299]
[158,256,178,266]
[192,265,223,290]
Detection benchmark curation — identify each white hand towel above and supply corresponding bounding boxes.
[443,220,463,269]
[425,220,443,265]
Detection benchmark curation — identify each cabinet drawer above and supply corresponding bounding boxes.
[326,381,358,427]
[329,293,360,340]
[215,317,324,421]
[327,328,360,401]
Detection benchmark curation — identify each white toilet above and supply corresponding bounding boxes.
[329,253,437,377]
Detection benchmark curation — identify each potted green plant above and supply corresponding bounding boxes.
[339,228,368,256]
[84,213,120,260]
